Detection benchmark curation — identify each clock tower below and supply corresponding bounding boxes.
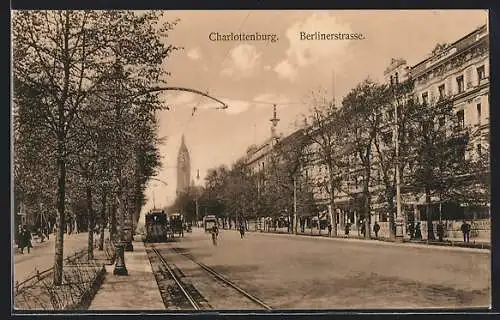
[176,135,191,196]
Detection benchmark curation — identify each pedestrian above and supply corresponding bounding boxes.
[239,224,245,239]
[37,227,45,243]
[20,225,32,254]
[373,221,380,238]
[360,221,366,237]
[327,223,332,237]
[408,222,415,240]
[345,223,350,237]
[414,222,422,240]
[461,220,470,243]
[436,221,444,242]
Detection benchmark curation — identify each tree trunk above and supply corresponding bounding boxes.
[426,188,435,240]
[329,190,337,237]
[387,192,396,239]
[110,201,117,241]
[53,147,66,286]
[364,181,371,239]
[87,185,94,260]
[99,190,107,251]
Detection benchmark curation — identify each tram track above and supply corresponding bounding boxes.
[171,247,272,310]
[146,243,272,311]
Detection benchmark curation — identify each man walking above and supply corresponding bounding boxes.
[327,223,332,237]
[20,225,32,254]
[239,224,245,239]
[461,220,470,243]
[373,221,380,238]
[436,221,444,242]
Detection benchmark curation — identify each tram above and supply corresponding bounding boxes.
[169,212,184,237]
[203,214,218,232]
[145,209,171,242]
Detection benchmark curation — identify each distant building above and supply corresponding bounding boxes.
[176,135,191,196]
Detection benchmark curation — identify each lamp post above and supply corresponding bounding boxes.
[293,176,297,235]
[393,77,405,241]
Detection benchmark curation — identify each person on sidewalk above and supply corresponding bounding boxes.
[373,221,380,238]
[20,225,32,254]
[436,221,444,242]
[414,222,422,240]
[345,223,350,237]
[461,220,470,243]
[327,223,332,237]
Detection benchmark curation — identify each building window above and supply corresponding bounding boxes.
[421,92,428,105]
[438,84,445,99]
[456,110,465,129]
[477,65,486,82]
[456,75,464,93]
[477,103,482,125]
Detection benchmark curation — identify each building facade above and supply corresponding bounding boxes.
[382,24,490,239]
[176,135,191,196]
[241,24,490,240]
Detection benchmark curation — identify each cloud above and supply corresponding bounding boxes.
[274,12,353,81]
[274,60,298,82]
[221,44,261,78]
[187,47,202,60]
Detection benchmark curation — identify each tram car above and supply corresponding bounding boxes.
[203,214,218,232]
[169,212,184,238]
[145,209,170,242]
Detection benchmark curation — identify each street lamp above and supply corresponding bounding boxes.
[195,169,200,224]
[392,76,405,241]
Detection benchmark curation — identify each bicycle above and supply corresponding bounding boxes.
[212,231,218,246]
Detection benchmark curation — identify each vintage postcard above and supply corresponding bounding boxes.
[12,9,490,312]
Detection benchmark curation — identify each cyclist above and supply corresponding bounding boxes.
[211,224,219,246]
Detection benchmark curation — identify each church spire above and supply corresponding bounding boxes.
[176,135,191,196]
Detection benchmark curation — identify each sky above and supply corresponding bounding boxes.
[141,9,488,215]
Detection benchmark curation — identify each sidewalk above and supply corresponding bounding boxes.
[13,234,53,255]
[14,232,91,283]
[88,237,164,310]
[233,228,490,253]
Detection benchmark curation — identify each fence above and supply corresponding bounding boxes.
[14,245,109,310]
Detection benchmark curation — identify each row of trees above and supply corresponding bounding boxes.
[172,77,489,240]
[13,11,180,285]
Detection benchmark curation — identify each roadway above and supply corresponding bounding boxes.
[165,227,490,309]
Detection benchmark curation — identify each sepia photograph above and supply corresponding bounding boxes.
[11,9,490,312]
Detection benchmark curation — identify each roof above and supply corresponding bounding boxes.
[410,24,487,76]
